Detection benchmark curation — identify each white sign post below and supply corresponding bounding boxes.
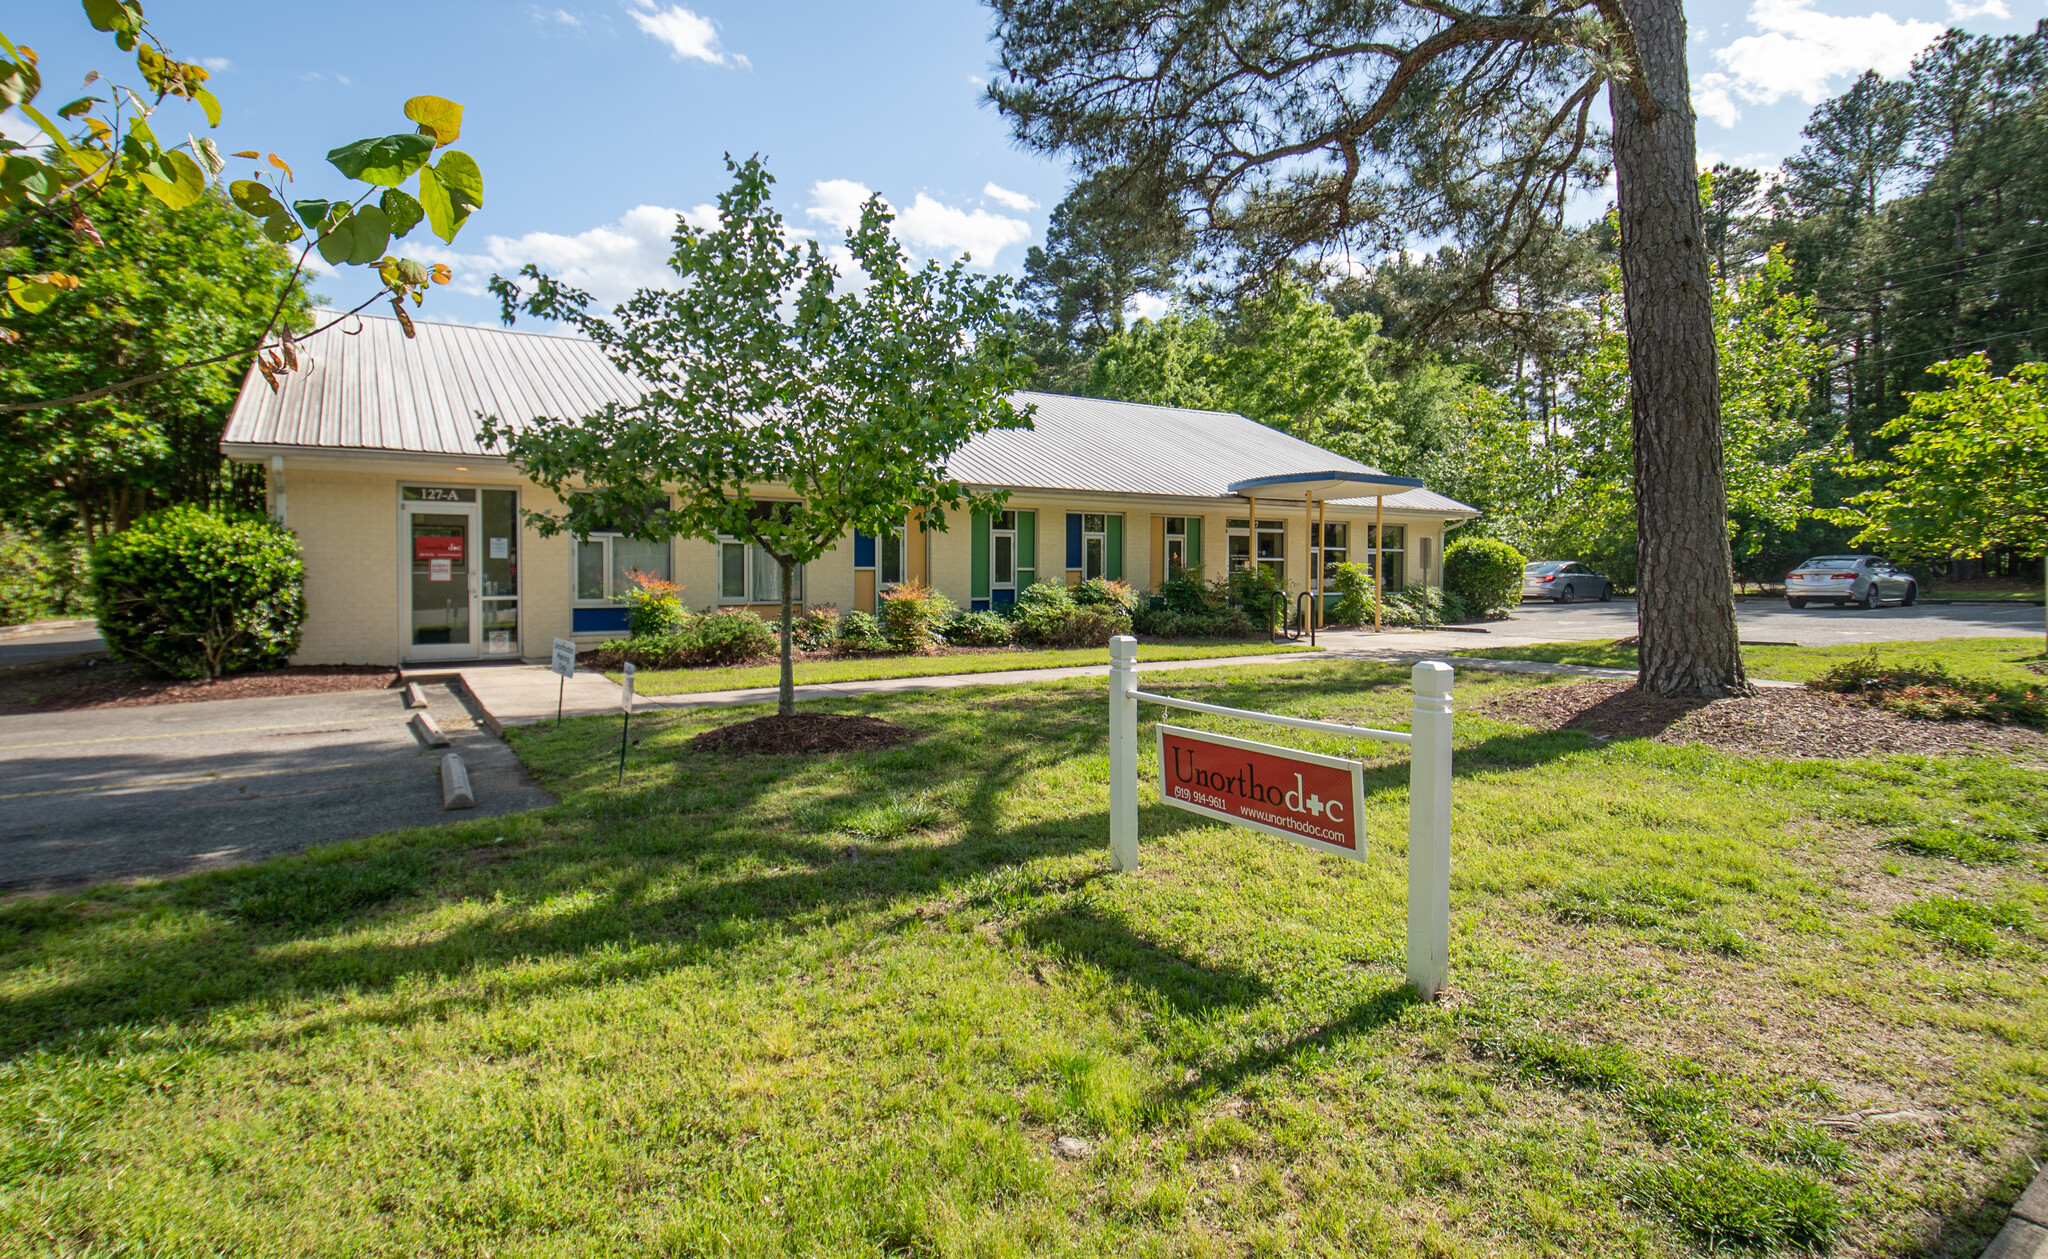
[550,637,576,725]
[1106,636,1455,999]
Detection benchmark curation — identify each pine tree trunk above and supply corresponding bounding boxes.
[777,556,796,717]
[1611,0,1752,698]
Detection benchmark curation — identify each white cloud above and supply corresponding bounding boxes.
[402,204,716,309]
[1948,0,2009,16]
[201,56,231,71]
[549,7,583,24]
[0,109,42,148]
[805,181,1033,265]
[1693,0,1942,126]
[1126,293,1171,322]
[894,195,1032,263]
[625,1,748,67]
[805,179,875,232]
[982,182,1037,211]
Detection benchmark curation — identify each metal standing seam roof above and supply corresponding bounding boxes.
[223,312,1478,516]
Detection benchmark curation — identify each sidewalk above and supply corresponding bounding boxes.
[421,639,1756,733]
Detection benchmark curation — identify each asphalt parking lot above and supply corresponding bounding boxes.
[0,683,554,892]
[1499,597,2043,645]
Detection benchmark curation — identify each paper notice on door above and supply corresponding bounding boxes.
[429,557,452,582]
[488,630,510,651]
[490,536,509,559]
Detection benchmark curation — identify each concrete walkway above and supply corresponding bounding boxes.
[423,634,1807,731]
[1983,1166,2048,1258]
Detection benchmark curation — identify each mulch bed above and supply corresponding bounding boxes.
[688,713,917,757]
[1484,678,2048,758]
[0,658,399,714]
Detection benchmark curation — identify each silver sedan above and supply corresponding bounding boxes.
[1522,561,1614,603]
[1785,555,1918,609]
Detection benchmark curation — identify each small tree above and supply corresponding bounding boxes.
[485,156,1035,715]
[1834,354,2048,647]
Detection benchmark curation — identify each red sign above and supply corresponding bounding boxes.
[1157,724,1366,860]
[414,534,464,562]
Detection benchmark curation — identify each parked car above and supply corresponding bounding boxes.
[1785,555,1917,609]
[1522,561,1614,603]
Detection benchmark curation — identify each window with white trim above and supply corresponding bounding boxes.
[1319,523,1348,581]
[1081,512,1107,581]
[1226,518,1286,583]
[718,538,804,604]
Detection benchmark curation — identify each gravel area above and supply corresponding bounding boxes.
[0,658,399,715]
[1484,678,2048,758]
[689,713,917,756]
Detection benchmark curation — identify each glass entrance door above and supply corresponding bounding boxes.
[404,502,480,661]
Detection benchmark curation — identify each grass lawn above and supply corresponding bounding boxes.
[1458,634,2047,686]
[615,639,1318,696]
[3,659,2046,1255]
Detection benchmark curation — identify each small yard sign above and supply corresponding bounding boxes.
[1157,725,1366,859]
[550,637,577,679]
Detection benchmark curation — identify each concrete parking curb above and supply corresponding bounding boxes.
[1981,1165,2048,1258]
[440,753,475,809]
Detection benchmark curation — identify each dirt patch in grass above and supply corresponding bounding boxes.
[0,657,399,714]
[688,712,917,756]
[1485,679,2047,758]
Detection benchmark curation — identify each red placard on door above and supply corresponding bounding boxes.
[414,534,464,562]
[1156,724,1367,861]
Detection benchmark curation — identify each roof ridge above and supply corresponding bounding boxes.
[309,308,597,345]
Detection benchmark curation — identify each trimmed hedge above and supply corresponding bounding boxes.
[90,507,306,678]
[1444,536,1524,616]
[595,608,776,669]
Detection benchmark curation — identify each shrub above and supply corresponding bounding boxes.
[690,608,777,665]
[944,609,1014,647]
[1225,565,1286,628]
[1440,589,1477,622]
[1072,577,1136,613]
[1013,581,1130,647]
[90,506,305,679]
[1155,571,1212,615]
[879,582,955,654]
[1444,536,1524,615]
[0,528,59,626]
[619,569,690,638]
[1809,653,2045,726]
[593,608,777,669]
[835,609,889,654]
[1131,603,1258,639]
[1329,561,1375,625]
[790,604,839,652]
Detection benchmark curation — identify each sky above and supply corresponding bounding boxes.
[7,0,2042,328]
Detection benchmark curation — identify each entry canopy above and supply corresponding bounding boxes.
[1226,470,1425,500]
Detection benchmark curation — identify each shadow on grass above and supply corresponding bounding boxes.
[1018,904,1271,1016]
[1181,981,1420,1100]
[0,662,1584,1059]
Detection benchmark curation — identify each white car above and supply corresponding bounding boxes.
[1522,561,1614,603]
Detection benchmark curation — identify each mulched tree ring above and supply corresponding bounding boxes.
[1484,678,2048,759]
[688,713,917,756]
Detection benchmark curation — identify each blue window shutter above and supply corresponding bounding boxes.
[853,529,875,568]
[1066,513,1082,569]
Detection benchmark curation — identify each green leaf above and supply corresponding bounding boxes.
[193,86,221,128]
[402,95,463,147]
[56,96,95,120]
[6,274,60,314]
[139,149,206,209]
[259,212,303,244]
[229,178,284,217]
[315,217,355,266]
[416,149,482,243]
[379,188,424,238]
[344,204,390,265]
[292,198,332,228]
[81,0,142,34]
[325,133,433,187]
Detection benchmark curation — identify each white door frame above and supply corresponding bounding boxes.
[401,499,482,662]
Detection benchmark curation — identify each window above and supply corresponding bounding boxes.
[1318,522,1348,581]
[1367,524,1406,589]
[1164,517,1189,573]
[574,533,671,603]
[879,529,905,586]
[1082,512,1107,581]
[719,537,804,604]
[1227,519,1286,583]
[993,509,1017,589]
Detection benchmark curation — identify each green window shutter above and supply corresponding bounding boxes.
[1016,511,1035,587]
[1187,518,1202,571]
[971,510,990,599]
[1106,514,1123,581]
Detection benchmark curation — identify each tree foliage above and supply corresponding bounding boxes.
[0,182,308,537]
[1,2,481,412]
[484,156,1035,715]
[89,504,305,678]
